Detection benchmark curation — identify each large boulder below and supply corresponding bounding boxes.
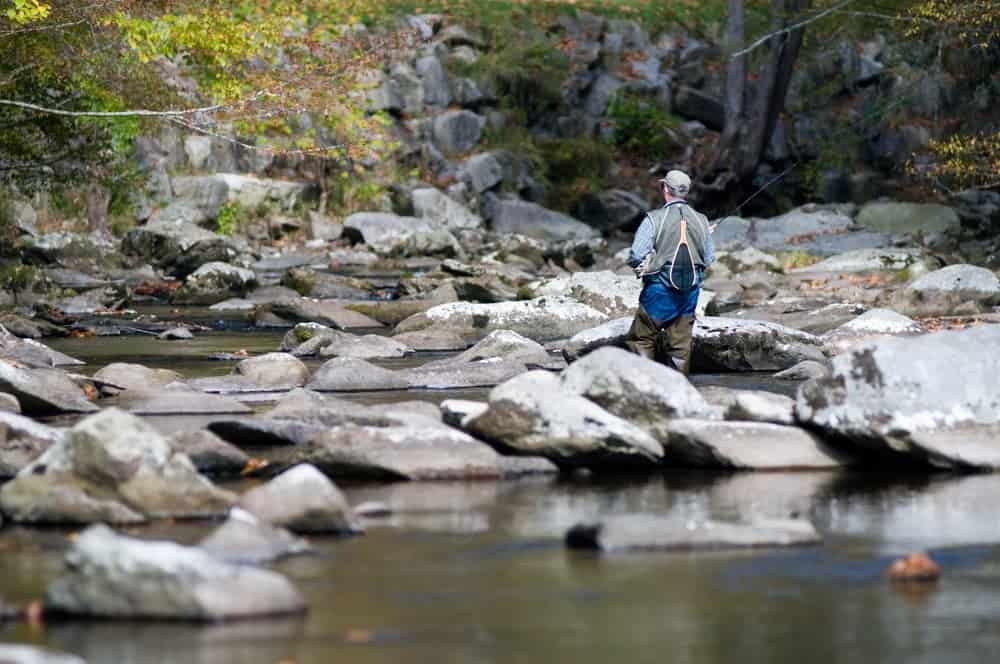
[856,201,961,236]
[46,524,306,619]
[238,464,359,533]
[215,173,314,211]
[0,408,236,524]
[281,323,411,359]
[711,206,889,256]
[673,86,725,130]
[796,325,1000,469]
[432,110,483,154]
[172,261,257,305]
[561,347,712,443]
[167,429,249,476]
[460,152,503,192]
[395,297,609,345]
[661,420,851,469]
[792,247,938,275]
[342,212,459,257]
[487,197,599,242]
[122,220,239,278]
[0,411,64,479]
[533,271,642,318]
[565,515,821,552]
[693,317,828,372]
[466,370,663,468]
[294,415,505,480]
[0,360,98,416]
[307,357,410,391]
[233,352,310,388]
[893,264,1000,316]
[411,187,483,230]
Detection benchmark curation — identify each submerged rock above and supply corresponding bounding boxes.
[46,524,306,619]
[238,464,359,534]
[0,408,235,524]
[0,360,98,416]
[565,515,821,552]
[466,370,663,468]
[796,325,1000,469]
[198,508,312,564]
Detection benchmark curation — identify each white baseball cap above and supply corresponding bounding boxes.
[659,170,691,196]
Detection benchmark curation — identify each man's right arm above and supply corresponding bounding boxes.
[628,215,654,268]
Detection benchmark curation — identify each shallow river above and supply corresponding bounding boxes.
[3,330,1000,662]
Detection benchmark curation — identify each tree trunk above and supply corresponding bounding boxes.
[717,0,747,169]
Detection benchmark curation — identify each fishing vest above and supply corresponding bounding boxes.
[642,201,711,290]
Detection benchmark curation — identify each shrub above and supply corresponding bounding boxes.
[607,91,680,160]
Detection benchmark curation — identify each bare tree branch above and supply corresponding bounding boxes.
[731,0,855,59]
[0,97,238,118]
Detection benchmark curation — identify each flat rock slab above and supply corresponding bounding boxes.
[47,524,306,620]
[662,419,853,470]
[270,298,383,330]
[566,515,821,552]
[293,416,504,480]
[0,360,98,415]
[0,328,83,368]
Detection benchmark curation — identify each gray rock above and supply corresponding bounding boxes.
[793,248,937,274]
[895,264,1000,316]
[123,220,237,278]
[488,197,599,242]
[92,363,184,393]
[0,408,235,524]
[0,360,97,415]
[215,173,313,211]
[281,268,370,299]
[700,387,796,425]
[282,323,411,359]
[392,328,468,352]
[796,325,1000,469]
[533,270,642,318]
[306,210,344,241]
[173,261,257,305]
[773,360,831,381]
[822,308,923,355]
[307,357,410,391]
[460,152,503,192]
[712,206,890,256]
[411,187,483,230]
[395,296,609,345]
[662,419,849,469]
[432,110,483,154]
[167,429,249,476]
[294,415,504,480]
[119,385,253,415]
[0,326,83,368]
[856,201,961,235]
[466,370,663,468]
[0,411,64,478]
[562,347,712,444]
[561,316,631,361]
[198,508,311,564]
[584,73,625,116]
[0,646,85,664]
[719,247,782,273]
[234,352,310,388]
[269,297,383,330]
[238,464,359,533]
[170,175,229,221]
[566,515,821,552]
[416,55,452,107]
[46,524,305,619]
[694,317,828,372]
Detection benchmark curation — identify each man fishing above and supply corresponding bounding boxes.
[625,170,715,374]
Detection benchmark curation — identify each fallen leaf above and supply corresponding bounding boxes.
[241,458,271,476]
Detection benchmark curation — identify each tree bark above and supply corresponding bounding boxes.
[718,0,747,169]
[86,182,110,235]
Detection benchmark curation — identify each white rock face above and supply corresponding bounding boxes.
[797,325,1000,469]
[46,524,306,619]
[534,271,642,317]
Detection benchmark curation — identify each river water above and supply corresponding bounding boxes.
[3,329,1000,662]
